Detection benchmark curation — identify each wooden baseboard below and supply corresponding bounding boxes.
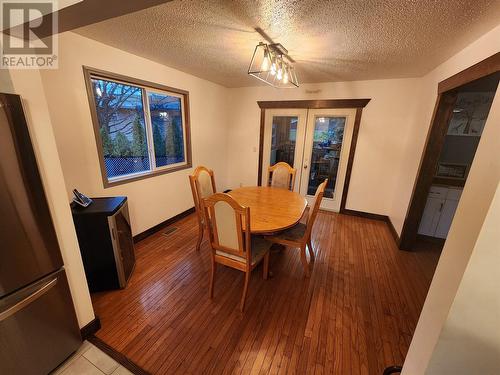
[80,316,101,340]
[341,208,400,245]
[87,335,150,375]
[386,217,401,246]
[133,207,195,243]
[341,208,388,221]
[417,234,445,246]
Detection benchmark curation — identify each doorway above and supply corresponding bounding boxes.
[399,54,499,250]
[257,99,370,212]
[261,108,356,211]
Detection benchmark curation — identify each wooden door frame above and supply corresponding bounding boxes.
[399,52,500,250]
[257,98,371,213]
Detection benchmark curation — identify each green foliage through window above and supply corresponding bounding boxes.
[90,75,188,181]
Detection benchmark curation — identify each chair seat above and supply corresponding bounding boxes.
[269,222,306,243]
[216,235,272,266]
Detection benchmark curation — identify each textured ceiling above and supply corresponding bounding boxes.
[75,0,500,88]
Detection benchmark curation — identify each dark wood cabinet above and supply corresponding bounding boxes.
[71,197,135,292]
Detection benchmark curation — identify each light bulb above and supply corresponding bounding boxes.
[283,67,289,84]
[270,61,276,75]
[276,57,283,80]
[261,48,270,71]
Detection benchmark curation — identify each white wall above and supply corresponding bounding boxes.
[225,78,422,217]
[425,181,500,374]
[40,32,230,235]
[2,67,94,328]
[401,25,500,375]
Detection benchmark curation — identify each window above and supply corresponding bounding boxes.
[84,67,191,186]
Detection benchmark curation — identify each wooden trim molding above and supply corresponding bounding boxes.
[438,52,500,93]
[400,53,500,250]
[342,209,400,245]
[339,108,363,213]
[257,98,371,109]
[257,99,370,215]
[133,207,195,243]
[87,335,150,375]
[257,108,266,187]
[341,208,388,222]
[80,316,101,340]
[82,66,192,188]
[399,92,457,250]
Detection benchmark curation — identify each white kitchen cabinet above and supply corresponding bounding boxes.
[418,186,462,238]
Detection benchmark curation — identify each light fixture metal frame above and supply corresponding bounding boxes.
[248,42,299,88]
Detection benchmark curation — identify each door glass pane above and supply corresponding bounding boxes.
[148,92,185,168]
[91,78,150,179]
[270,116,297,166]
[307,116,346,198]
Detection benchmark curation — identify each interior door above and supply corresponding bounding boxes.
[261,109,308,189]
[299,108,356,211]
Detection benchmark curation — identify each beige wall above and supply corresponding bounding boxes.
[425,181,500,374]
[225,78,422,218]
[41,32,230,236]
[402,25,500,375]
[3,66,94,328]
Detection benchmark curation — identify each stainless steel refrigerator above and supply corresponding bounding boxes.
[0,93,81,374]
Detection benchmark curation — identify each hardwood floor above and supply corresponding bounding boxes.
[91,211,440,374]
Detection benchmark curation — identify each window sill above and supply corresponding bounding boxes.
[103,162,192,188]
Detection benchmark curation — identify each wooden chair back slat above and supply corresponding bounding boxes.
[203,193,251,263]
[267,162,296,191]
[305,179,328,239]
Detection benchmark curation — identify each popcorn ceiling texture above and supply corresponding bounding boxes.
[75,0,500,87]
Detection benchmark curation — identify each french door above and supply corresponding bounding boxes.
[261,108,356,211]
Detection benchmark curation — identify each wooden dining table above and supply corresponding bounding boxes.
[227,186,308,234]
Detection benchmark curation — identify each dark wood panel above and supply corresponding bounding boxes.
[257,108,266,186]
[257,99,371,109]
[80,316,101,340]
[399,92,457,250]
[438,52,500,93]
[339,108,363,213]
[3,1,174,39]
[88,335,150,375]
[91,211,439,374]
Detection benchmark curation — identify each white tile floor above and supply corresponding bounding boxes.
[51,341,133,375]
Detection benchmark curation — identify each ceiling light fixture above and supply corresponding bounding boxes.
[248,42,299,88]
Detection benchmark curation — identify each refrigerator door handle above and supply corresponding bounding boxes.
[0,278,58,322]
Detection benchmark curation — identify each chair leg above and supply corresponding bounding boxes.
[195,221,204,251]
[209,259,216,299]
[240,271,251,312]
[307,239,315,262]
[300,245,310,277]
[263,252,270,280]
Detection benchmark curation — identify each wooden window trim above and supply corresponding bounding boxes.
[82,66,192,188]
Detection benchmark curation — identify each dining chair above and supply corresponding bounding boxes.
[189,166,216,251]
[267,162,296,191]
[265,179,328,277]
[202,193,272,311]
